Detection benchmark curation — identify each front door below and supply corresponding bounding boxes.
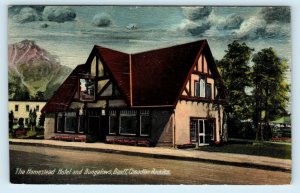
[190,119,215,146]
[87,108,107,142]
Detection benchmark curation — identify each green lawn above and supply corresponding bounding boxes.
[197,142,291,159]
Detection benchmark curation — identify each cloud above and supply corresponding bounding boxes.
[260,7,290,24]
[182,6,212,21]
[223,14,244,30]
[234,16,266,40]
[208,12,244,30]
[91,13,112,27]
[42,6,76,23]
[177,19,211,36]
[12,7,41,23]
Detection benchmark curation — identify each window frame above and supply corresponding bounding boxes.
[194,81,200,97]
[26,105,30,112]
[200,78,206,98]
[15,105,19,112]
[56,112,64,133]
[64,112,77,133]
[206,83,212,99]
[109,110,118,135]
[119,110,137,136]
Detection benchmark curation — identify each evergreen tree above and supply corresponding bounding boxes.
[38,112,46,128]
[9,110,14,132]
[252,47,290,140]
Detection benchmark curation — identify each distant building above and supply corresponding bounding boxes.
[42,39,226,147]
[8,100,46,126]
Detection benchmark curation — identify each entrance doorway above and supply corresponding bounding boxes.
[87,108,107,142]
[190,118,215,146]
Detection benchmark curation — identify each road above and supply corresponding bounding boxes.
[9,144,291,184]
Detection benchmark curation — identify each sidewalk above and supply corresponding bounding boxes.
[9,139,291,172]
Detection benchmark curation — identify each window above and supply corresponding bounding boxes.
[190,120,197,142]
[194,78,206,98]
[206,84,212,99]
[194,81,200,97]
[36,105,39,112]
[109,110,118,134]
[15,105,19,112]
[65,112,77,133]
[26,105,30,112]
[190,119,214,145]
[79,78,95,101]
[200,79,206,97]
[78,116,85,133]
[119,110,137,135]
[140,110,151,136]
[57,113,64,132]
[25,118,29,125]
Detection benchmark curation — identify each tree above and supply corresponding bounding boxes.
[9,111,14,132]
[252,47,290,140]
[217,41,254,136]
[35,91,45,100]
[29,108,37,130]
[38,112,45,128]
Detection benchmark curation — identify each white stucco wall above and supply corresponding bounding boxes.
[174,100,224,145]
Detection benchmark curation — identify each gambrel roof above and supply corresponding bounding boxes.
[42,39,224,112]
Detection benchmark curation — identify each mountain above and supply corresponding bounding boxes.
[8,40,72,100]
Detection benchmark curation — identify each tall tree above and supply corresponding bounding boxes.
[252,47,290,140]
[217,41,253,136]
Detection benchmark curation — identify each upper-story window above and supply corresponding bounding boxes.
[79,78,95,101]
[26,105,30,112]
[36,105,39,112]
[206,83,212,99]
[15,105,19,112]
[200,79,206,97]
[194,78,212,99]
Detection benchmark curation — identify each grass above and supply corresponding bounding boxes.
[197,141,291,159]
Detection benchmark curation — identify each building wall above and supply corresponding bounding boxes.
[151,110,174,147]
[174,100,224,145]
[44,113,56,139]
[8,101,46,124]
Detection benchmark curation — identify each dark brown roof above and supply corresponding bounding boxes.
[131,40,205,106]
[42,39,223,112]
[41,64,88,113]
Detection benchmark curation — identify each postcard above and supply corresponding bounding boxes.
[8,5,291,184]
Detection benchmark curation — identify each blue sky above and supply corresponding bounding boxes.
[8,6,291,71]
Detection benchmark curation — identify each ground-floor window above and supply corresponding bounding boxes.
[65,112,77,133]
[56,113,64,132]
[119,110,137,135]
[109,110,118,134]
[190,118,214,145]
[55,109,152,136]
[78,116,85,133]
[56,111,82,133]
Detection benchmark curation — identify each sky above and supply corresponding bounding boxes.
[8,6,291,70]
